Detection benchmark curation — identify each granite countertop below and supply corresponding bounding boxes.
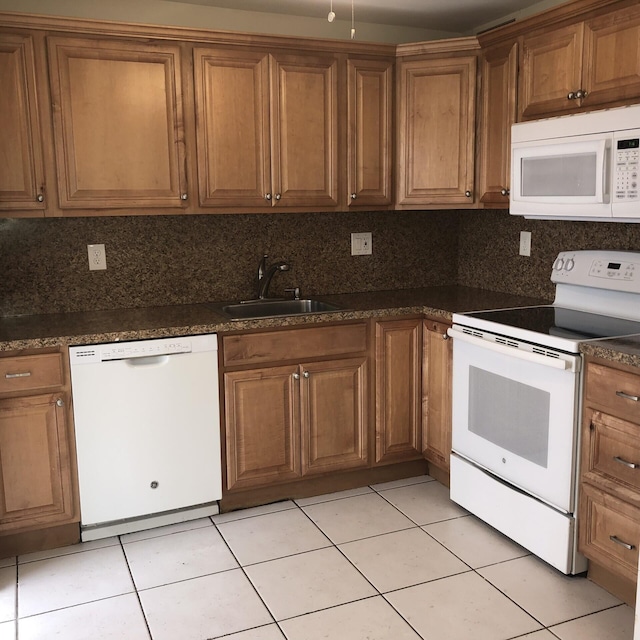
[580,335,640,369]
[0,286,546,352]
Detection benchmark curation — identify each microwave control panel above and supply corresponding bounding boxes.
[614,136,639,202]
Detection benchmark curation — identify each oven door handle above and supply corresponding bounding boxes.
[447,327,580,372]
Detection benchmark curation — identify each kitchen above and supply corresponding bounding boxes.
[1,0,640,638]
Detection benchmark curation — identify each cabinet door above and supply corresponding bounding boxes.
[0,33,46,213]
[397,56,476,205]
[478,42,517,206]
[47,37,188,209]
[301,358,368,475]
[193,48,271,208]
[422,320,452,473]
[347,58,393,208]
[270,53,339,208]
[224,366,301,491]
[375,319,422,464]
[519,23,584,120]
[582,4,640,109]
[0,394,74,531]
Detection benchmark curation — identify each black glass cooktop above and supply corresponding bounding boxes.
[463,305,640,342]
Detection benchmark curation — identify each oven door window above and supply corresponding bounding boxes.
[451,338,580,513]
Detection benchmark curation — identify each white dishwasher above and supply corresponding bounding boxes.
[69,334,221,541]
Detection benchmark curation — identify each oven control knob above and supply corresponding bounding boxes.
[553,257,565,271]
[565,258,575,271]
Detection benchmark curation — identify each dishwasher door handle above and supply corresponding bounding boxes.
[124,355,170,367]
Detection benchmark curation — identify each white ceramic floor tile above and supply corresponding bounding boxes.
[478,556,622,627]
[18,593,150,640]
[218,508,330,565]
[424,514,530,568]
[549,604,635,640]
[245,546,376,621]
[224,624,286,639]
[280,596,422,640]
[0,566,16,623]
[295,486,373,506]
[140,568,272,640]
[18,545,133,618]
[0,559,14,569]
[386,571,542,640]
[212,501,297,524]
[0,621,14,640]
[301,493,414,544]
[120,517,213,543]
[370,474,435,492]
[379,480,467,525]
[18,537,119,564]
[510,632,558,639]
[339,527,469,592]
[124,526,237,590]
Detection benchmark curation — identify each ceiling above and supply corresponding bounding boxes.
[163,0,557,34]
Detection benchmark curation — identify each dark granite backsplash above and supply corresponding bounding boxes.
[2,208,640,317]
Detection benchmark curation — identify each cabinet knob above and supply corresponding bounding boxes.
[56,398,64,407]
[265,193,272,201]
[465,190,472,198]
[500,188,510,196]
[350,193,357,200]
[303,370,310,378]
[442,333,450,341]
[180,193,188,201]
[293,372,300,380]
[567,91,576,100]
[275,193,281,201]
[575,89,587,99]
[36,193,44,203]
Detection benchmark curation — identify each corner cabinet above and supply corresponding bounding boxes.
[0,33,48,213]
[221,323,368,492]
[47,37,189,210]
[519,3,640,120]
[396,41,478,207]
[193,48,339,209]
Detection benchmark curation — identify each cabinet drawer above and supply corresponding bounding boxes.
[223,323,368,367]
[586,363,640,422]
[584,411,640,493]
[579,484,640,583]
[0,354,64,394]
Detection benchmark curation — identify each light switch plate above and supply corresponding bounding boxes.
[351,232,372,256]
[88,244,107,270]
[519,231,531,257]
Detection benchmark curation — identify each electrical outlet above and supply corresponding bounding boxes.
[351,232,372,256]
[519,231,532,257]
[88,244,107,270]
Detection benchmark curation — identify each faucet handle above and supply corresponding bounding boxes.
[285,287,301,300]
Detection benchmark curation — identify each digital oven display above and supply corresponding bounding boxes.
[617,139,640,150]
[608,262,622,270]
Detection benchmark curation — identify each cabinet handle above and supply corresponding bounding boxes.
[567,91,576,100]
[610,535,635,551]
[614,456,639,469]
[265,193,272,201]
[303,370,310,378]
[275,193,281,201]
[292,372,300,380]
[616,390,639,402]
[575,89,587,99]
[5,371,31,379]
[351,193,357,200]
[56,398,64,407]
[36,193,44,203]
[465,190,472,198]
[180,193,188,201]
[500,188,510,196]
[442,332,450,340]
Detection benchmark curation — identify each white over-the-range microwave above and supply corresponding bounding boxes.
[510,103,640,221]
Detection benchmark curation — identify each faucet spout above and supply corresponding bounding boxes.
[257,259,290,299]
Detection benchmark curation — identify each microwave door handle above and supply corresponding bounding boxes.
[447,328,579,372]
[596,139,609,203]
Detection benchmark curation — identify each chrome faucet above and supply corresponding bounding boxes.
[256,255,290,299]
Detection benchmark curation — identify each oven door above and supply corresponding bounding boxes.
[449,326,582,513]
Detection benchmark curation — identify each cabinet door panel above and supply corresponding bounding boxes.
[0,33,46,212]
[397,56,476,205]
[224,366,300,491]
[0,394,73,529]
[347,58,392,207]
[271,54,338,208]
[48,37,187,209]
[519,23,584,119]
[583,5,640,108]
[194,48,271,207]
[301,358,368,475]
[375,319,422,464]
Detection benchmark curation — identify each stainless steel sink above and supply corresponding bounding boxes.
[209,298,344,321]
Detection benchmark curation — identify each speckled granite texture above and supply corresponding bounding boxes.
[581,336,640,369]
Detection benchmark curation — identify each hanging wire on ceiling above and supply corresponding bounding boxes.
[327,0,335,22]
[351,0,356,38]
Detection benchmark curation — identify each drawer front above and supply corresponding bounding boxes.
[0,353,64,394]
[584,411,640,492]
[579,484,640,583]
[223,323,368,367]
[586,363,640,422]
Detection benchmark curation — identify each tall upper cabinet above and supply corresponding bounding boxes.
[0,33,47,213]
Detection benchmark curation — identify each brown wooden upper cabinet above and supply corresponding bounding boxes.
[519,3,640,120]
[193,48,339,209]
[396,53,477,207]
[47,37,189,210]
[0,33,47,213]
[346,57,393,208]
[478,42,518,206]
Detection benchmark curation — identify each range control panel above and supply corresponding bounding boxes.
[551,250,640,294]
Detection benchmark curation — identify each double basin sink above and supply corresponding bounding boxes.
[210,298,345,321]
